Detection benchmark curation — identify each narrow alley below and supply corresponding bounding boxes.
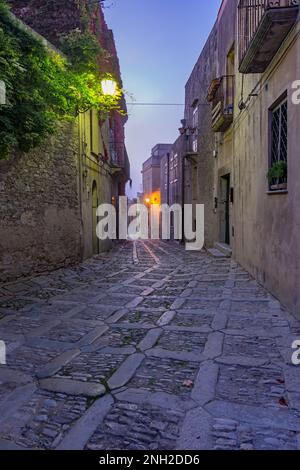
[0,241,299,450]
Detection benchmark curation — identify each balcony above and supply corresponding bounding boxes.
[238,0,299,74]
[207,76,235,132]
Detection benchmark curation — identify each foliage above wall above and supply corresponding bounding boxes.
[0,0,122,159]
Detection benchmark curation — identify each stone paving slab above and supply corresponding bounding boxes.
[39,378,106,397]
[0,240,299,450]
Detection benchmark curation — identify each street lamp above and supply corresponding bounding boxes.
[101,78,117,97]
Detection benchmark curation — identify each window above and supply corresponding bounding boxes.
[173,154,178,183]
[192,106,198,152]
[164,162,168,190]
[169,153,179,184]
[269,96,288,190]
[192,134,198,153]
[170,154,174,183]
[192,105,199,128]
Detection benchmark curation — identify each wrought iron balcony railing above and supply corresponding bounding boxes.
[207,75,235,132]
[238,0,299,73]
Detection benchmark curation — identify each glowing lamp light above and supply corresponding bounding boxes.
[101,78,117,96]
[145,198,151,205]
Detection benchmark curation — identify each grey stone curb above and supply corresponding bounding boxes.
[157,310,176,327]
[107,353,144,390]
[165,325,212,334]
[61,304,88,319]
[114,388,195,412]
[191,361,219,406]
[151,280,166,289]
[39,378,106,397]
[177,407,213,450]
[106,308,128,324]
[115,322,154,331]
[141,287,154,296]
[77,325,108,347]
[203,332,224,359]
[222,327,277,338]
[88,346,136,355]
[26,337,75,351]
[36,348,81,379]
[138,328,162,351]
[205,400,300,431]
[170,298,186,310]
[187,281,198,288]
[110,323,152,331]
[180,289,193,298]
[146,347,205,363]
[216,355,270,367]
[211,312,228,330]
[218,299,231,312]
[125,297,144,308]
[57,394,114,450]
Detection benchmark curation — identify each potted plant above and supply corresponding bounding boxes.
[267,161,287,191]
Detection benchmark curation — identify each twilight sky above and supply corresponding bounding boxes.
[105,0,222,197]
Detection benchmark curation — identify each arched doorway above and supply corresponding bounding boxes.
[92,181,99,254]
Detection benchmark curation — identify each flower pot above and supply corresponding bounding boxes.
[270,182,287,191]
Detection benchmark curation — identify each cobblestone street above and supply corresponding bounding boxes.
[0,240,300,450]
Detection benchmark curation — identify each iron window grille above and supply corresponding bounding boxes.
[269,97,288,189]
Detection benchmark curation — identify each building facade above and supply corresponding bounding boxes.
[231,0,300,316]
[160,136,184,207]
[181,0,300,316]
[142,144,172,205]
[0,1,129,281]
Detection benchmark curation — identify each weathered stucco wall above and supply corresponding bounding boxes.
[185,26,218,247]
[184,0,237,248]
[0,122,82,281]
[233,23,300,317]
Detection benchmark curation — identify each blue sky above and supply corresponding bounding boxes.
[105,0,222,196]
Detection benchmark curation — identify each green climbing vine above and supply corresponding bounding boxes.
[0,0,122,159]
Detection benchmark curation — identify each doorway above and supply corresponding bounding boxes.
[92,181,99,255]
[219,174,230,245]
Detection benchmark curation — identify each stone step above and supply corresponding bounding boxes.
[214,242,232,258]
[207,248,228,259]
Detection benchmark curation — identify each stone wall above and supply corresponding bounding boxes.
[8,0,82,48]
[0,122,82,281]
[184,26,218,247]
[232,23,300,317]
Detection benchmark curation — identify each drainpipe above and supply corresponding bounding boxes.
[167,152,170,205]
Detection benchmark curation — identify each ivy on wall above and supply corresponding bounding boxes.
[0,0,122,159]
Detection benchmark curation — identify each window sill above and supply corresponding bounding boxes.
[266,190,288,195]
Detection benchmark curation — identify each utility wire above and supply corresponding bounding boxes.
[126,102,210,106]
[127,103,185,106]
